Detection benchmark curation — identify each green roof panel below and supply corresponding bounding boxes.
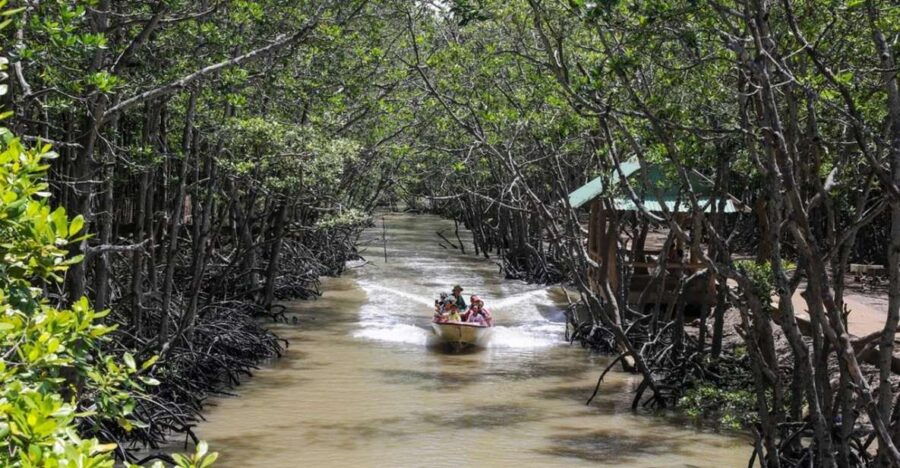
[567,159,738,213]
[567,159,641,208]
[567,175,605,209]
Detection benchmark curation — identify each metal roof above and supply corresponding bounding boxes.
[567,160,640,209]
[567,159,738,213]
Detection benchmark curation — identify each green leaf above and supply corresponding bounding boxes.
[200,452,219,468]
[172,453,190,467]
[94,443,118,454]
[69,215,84,236]
[0,6,25,16]
[197,440,208,458]
[141,355,159,370]
[123,352,136,371]
[51,206,68,236]
[140,376,161,386]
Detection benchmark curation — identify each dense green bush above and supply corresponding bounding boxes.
[678,383,758,430]
[734,259,796,306]
[314,208,371,230]
[0,6,214,466]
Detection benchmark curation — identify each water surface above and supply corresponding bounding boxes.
[193,213,748,467]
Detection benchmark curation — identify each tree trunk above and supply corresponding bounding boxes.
[131,170,149,338]
[182,155,217,340]
[868,2,900,460]
[158,92,196,351]
[261,201,289,311]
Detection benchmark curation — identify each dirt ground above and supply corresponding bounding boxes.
[789,276,893,341]
[687,305,900,392]
[844,279,890,318]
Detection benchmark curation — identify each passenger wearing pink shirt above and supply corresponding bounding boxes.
[465,295,493,326]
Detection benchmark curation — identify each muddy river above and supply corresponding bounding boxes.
[191,213,748,467]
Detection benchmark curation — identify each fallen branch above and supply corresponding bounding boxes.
[586,352,627,405]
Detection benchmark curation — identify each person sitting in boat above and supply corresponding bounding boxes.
[433,292,450,322]
[435,292,449,310]
[434,294,463,322]
[442,297,462,322]
[451,285,468,312]
[465,295,493,326]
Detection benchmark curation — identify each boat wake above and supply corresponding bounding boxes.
[358,283,435,307]
[352,280,561,349]
[354,323,430,345]
[488,325,558,348]
[490,289,551,310]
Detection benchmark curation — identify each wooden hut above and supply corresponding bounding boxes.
[567,159,738,307]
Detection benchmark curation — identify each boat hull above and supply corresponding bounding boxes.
[430,322,492,349]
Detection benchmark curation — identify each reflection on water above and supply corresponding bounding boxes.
[192,213,748,467]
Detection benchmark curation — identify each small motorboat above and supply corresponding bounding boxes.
[430,320,493,350]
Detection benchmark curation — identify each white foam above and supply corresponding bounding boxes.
[490,289,549,310]
[487,326,559,349]
[358,282,435,307]
[352,323,429,345]
[352,280,434,345]
[351,263,564,350]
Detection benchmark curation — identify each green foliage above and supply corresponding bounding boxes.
[677,355,762,431]
[0,6,214,464]
[167,441,219,468]
[450,0,491,26]
[314,209,371,230]
[678,384,757,430]
[0,111,123,468]
[221,117,360,199]
[734,259,797,305]
[735,260,776,301]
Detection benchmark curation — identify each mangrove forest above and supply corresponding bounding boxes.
[2,0,900,467]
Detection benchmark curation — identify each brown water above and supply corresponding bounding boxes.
[192,213,748,467]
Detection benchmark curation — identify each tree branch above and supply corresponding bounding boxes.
[103,9,325,121]
[85,239,150,262]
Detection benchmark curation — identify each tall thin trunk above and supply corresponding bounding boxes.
[261,201,289,310]
[66,0,111,304]
[868,2,900,459]
[94,158,115,311]
[183,155,217,338]
[93,112,118,311]
[131,170,149,338]
[158,92,196,351]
